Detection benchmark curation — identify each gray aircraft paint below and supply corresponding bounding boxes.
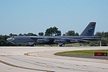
[7,22,101,46]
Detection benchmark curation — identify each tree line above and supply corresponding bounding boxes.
[0,27,108,46]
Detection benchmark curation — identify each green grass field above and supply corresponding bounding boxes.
[55,50,108,56]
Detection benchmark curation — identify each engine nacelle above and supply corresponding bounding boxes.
[37,39,49,43]
[54,39,67,43]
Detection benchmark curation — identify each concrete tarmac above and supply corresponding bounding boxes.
[0,46,108,72]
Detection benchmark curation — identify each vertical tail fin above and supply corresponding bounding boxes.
[80,22,96,36]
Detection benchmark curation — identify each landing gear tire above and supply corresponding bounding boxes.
[59,43,65,47]
[28,42,35,46]
[31,43,36,46]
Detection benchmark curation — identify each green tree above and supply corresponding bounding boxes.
[38,32,44,36]
[101,37,108,46]
[45,27,61,36]
[24,33,37,36]
[95,32,108,37]
[75,33,79,36]
[0,35,14,46]
[95,32,108,46]
[9,33,17,36]
[19,33,24,36]
[65,30,79,36]
[56,30,61,36]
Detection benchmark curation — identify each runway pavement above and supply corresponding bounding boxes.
[0,46,108,72]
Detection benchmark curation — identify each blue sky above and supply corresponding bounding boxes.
[0,0,108,35]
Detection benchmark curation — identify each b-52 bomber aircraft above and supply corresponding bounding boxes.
[7,22,101,46]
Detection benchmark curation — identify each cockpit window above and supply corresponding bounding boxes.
[11,36,14,38]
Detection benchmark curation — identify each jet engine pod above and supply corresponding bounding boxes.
[37,39,49,43]
[54,39,66,43]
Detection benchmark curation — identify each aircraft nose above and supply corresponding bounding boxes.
[7,37,14,42]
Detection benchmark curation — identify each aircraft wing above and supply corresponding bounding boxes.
[30,36,71,44]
